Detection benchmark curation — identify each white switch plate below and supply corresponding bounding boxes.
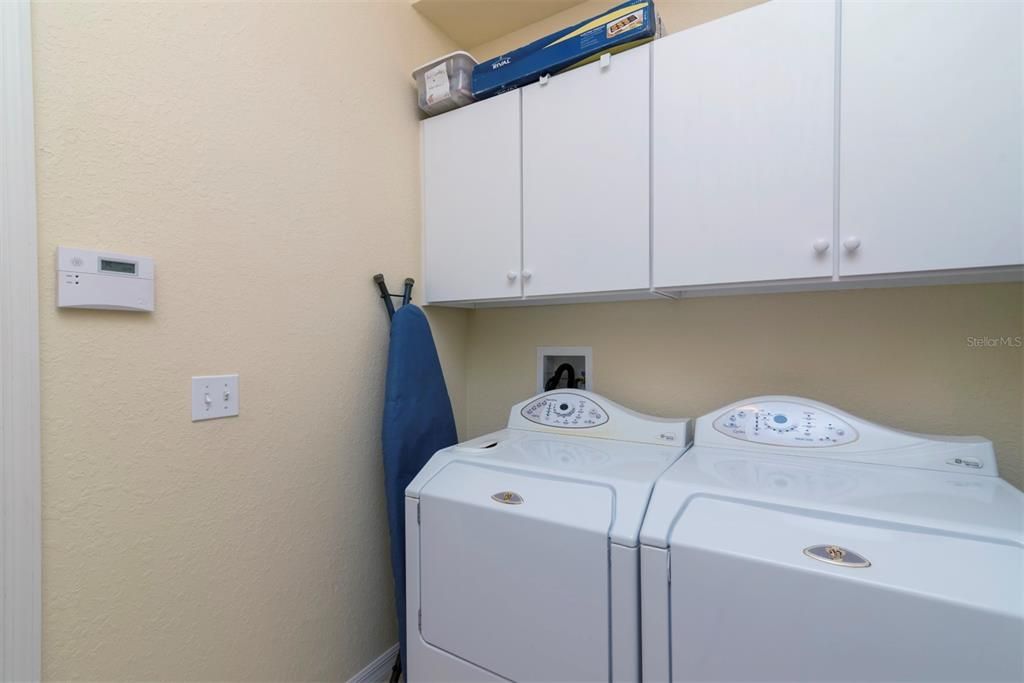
[191,374,239,421]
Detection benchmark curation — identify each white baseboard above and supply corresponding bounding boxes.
[348,643,399,683]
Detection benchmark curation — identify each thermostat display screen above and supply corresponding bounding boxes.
[100,259,136,275]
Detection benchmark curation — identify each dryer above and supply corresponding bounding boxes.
[405,390,693,682]
[640,396,1024,683]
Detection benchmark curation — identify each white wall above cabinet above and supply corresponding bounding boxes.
[838,0,1023,277]
[652,0,837,289]
[422,90,522,303]
[522,45,652,297]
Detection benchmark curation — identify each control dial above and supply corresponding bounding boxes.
[760,413,799,434]
[554,401,574,416]
[521,393,610,429]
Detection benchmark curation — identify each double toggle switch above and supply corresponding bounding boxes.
[191,374,240,422]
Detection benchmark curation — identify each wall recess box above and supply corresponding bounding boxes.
[57,246,154,311]
[537,346,592,392]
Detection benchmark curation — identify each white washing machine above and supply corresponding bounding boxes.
[405,389,693,682]
[640,396,1024,683]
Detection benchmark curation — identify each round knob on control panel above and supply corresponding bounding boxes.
[521,270,533,281]
[507,271,518,281]
[813,238,830,254]
[843,236,861,252]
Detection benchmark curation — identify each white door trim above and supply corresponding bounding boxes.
[0,2,42,681]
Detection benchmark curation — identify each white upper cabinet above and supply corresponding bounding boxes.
[652,0,837,289]
[423,90,522,303]
[839,0,1024,276]
[521,46,651,297]
[419,0,1022,306]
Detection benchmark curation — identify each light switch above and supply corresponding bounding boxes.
[191,374,239,421]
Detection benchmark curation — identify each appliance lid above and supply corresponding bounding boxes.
[409,429,685,545]
[640,444,1024,548]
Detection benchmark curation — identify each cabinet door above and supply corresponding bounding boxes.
[652,1,836,288]
[423,91,522,303]
[839,0,1023,276]
[522,46,651,297]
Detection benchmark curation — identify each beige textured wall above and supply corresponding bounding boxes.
[469,0,767,58]
[32,2,466,680]
[464,284,1024,490]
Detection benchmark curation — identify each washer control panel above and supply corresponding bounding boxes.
[521,393,610,429]
[713,400,858,447]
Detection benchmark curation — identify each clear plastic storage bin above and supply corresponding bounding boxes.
[412,51,477,116]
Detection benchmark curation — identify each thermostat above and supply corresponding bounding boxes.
[57,247,154,311]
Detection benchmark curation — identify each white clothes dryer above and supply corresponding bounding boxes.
[640,396,1024,683]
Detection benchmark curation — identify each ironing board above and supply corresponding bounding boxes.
[381,304,457,671]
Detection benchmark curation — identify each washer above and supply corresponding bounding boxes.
[640,396,1024,683]
[405,389,693,682]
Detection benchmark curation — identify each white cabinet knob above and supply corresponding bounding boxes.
[843,236,861,252]
[506,271,518,281]
[813,238,830,254]
[521,270,533,281]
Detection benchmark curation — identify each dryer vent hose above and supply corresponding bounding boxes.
[544,363,578,391]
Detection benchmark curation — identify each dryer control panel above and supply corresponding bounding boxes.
[713,400,858,447]
[521,393,610,429]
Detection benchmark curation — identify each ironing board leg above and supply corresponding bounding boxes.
[388,652,402,683]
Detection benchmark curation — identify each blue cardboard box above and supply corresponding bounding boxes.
[472,0,659,100]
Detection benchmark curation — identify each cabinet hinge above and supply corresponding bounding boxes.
[667,551,671,584]
[416,504,421,525]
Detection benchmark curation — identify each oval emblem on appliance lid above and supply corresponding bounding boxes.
[803,544,870,568]
[491,491,524,505]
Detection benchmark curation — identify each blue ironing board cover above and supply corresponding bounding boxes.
[382,304,457,669]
